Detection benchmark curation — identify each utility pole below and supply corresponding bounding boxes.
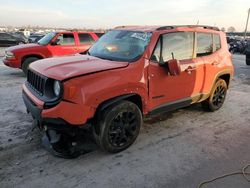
[244,8,250,39]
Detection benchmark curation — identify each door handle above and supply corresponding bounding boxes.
[185,66,196,74]
[212,61,220,66]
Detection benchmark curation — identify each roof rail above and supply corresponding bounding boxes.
[156,25,220,31]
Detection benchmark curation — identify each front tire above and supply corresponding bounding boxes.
[94,101,142,153]
[21,57,39,76]
[202,79,228,112]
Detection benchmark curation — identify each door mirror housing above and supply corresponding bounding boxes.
[50,39,60,46]
[167,59,181,76]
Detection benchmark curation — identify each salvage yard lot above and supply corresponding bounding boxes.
[0,54,250,188]
[0,47,5,57]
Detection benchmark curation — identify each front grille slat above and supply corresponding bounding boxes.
[27,70,45,96]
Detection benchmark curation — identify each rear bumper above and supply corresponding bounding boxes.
[3,57,21,68]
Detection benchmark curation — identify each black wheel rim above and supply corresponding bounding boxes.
[108,111,138,147]
[212,85,226,108]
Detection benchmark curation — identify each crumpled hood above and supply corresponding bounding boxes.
[6,43,41,52]
[30,55,129,81]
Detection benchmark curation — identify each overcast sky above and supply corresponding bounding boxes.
[0,0,249,31]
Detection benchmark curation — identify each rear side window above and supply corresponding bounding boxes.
[196,33,213,57]
[162,32,194,62]
[214,34,221,51]
[57,33,75,45]
[78,33,95,45]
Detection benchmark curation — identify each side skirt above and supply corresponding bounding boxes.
[148,94,205,116]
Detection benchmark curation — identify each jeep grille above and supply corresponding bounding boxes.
[27,70,46,96]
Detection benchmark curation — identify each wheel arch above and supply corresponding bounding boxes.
[21,54,44,65]
[92,93,143,136]
[97,93,143,114]
[218,73,231,87]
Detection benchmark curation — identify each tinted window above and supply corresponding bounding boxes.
[153,32,193,62]
[78,34,95,45]
[214,34,221,51]
[197,33,213,57]
[57,33,75,45]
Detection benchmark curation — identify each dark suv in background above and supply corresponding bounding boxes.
[0,32,27,47]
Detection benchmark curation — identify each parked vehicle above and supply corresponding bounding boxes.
[28,34,45,43]
[22,25,234,158]
[0,32,27,47]
[246,41,250,65]
[11,32,28,43]
[3,31,101,75]
[228,38,248,54]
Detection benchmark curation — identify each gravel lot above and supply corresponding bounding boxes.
[0,54,250,188]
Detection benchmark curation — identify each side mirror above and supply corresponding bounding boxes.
[50,39,60,46]
[167,59,181,76]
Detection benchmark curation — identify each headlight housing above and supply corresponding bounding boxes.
[53,80,61,97]
[5,51,15,59]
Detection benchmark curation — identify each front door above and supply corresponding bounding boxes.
[148,31,205,111]
[48,33,78,57]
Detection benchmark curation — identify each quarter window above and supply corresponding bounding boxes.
[196,33,213,57]
[214,34,221,51]
[78,33,95,45]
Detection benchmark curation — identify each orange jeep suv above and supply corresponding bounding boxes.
[22,25,234,158]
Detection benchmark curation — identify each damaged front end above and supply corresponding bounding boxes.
[23,90,97,159]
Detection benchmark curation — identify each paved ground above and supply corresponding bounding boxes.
[0,47,5,57]
[0,54,250,188]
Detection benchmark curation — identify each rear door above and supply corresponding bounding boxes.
[48,32,78,56]
[196,33,221,94]
[77,33,96,53]
[148,31,205,110]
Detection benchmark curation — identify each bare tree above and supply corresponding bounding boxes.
[227,26,236,32]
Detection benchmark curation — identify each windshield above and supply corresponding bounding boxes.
[88,30,152,62]
[37,32,56,45]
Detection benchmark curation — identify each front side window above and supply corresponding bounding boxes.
[197,33,213,57]
[78,33,95,45]
[88,30,152,62]
[56,33,75,45]
[151,32,194,63]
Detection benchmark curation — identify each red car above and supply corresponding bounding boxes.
[3,31,101,74]
[23,25,234,157]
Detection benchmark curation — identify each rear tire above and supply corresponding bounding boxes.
[201,79,228,112]
[21,57,39,76]
[94,101,142,153]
